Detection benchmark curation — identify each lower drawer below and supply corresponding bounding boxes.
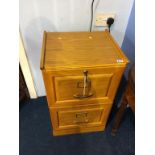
[49,103,112,135]
[59,108,102,126]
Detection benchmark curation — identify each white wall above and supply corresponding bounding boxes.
[19,0,134,97]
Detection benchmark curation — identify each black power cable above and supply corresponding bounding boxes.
[90,0,95,32]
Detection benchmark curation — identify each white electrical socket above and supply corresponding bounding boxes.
[95,13,115,27]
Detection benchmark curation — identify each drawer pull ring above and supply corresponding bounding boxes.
[73,70,93,99]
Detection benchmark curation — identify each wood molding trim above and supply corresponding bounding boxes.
[19,32,37,99]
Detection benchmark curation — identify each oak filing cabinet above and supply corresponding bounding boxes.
[40,30,129,136]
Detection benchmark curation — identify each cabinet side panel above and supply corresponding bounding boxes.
[107,66,126,101]
[42,70,55,107]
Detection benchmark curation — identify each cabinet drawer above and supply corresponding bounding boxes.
[49,103,112,130]
[59,108,103,127]
[43,67,125,106]
[54,73,112,101]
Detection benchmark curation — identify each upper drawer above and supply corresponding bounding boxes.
[42,66,125,106]
[54,72,112,101]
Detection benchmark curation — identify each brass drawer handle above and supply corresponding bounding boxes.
[73,70,93,99]
[73,93,93,99]
[74,119,89,124]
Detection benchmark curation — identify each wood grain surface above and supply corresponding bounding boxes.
[41,30,129,70]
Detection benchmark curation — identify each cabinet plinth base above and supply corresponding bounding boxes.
[52,125,105,136]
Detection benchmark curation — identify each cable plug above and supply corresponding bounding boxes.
[107,17,114,33]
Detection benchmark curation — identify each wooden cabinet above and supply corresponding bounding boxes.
[40,30,129,136]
